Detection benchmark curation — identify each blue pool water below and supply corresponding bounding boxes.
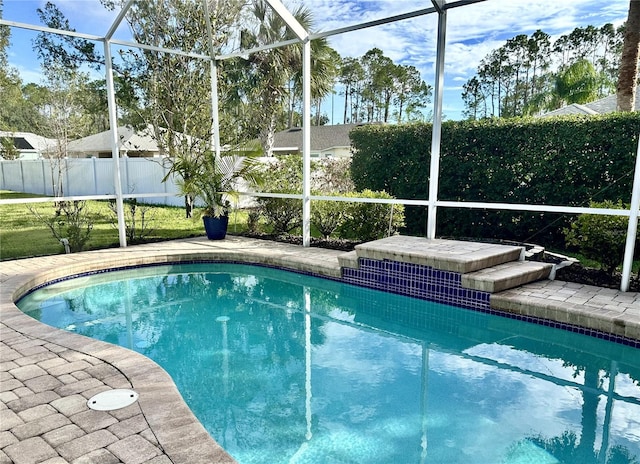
[17,263,640,464]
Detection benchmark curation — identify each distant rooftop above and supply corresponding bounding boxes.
[539,93,640,118]
[273,124,364,154]
[66,125,161,156]
[0,131,57,152]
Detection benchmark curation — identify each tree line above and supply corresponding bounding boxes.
[461,14,639,120]
[0,0,431,159]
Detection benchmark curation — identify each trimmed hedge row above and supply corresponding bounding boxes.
[350,114,640,248]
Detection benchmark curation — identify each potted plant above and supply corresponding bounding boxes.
[179,147,263,240]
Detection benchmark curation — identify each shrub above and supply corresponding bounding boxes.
[246,207,262,234]
[350,114,640,248]
[563,200,638,275]
[29,200,94,252]
[260,197,303,234]
[108,199,155,244]
[257,156,303,235]
[311,194,345,239]
[312,158,354,193]
[337,190,405,242]
[257,156,404,240]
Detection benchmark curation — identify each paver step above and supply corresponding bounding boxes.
[338,236,553,295]
[353,235,524,274]
[462,260,553,293]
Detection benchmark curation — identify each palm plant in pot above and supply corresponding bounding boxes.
[179,147,263,240]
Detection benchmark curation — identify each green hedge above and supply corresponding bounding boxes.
[350,114,640,248]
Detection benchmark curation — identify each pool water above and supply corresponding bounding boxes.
[17,263,640,464]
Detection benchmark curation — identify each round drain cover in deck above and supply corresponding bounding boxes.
[87,389,139,411]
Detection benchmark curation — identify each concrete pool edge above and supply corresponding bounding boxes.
[1,236,639,463]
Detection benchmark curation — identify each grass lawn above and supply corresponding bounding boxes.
[0,190,249,261]
[2,190,638,277]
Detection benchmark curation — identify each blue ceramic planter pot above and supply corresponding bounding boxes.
[203,215,229,240]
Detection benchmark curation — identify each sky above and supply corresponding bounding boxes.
[1,0,633,121]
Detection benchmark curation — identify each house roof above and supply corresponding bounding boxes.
[66,125,160,154]
[584,93,640,113]
[538,104,599,118]
[272,124,362,153]
[0,131,57,152]
[539,93,640,118]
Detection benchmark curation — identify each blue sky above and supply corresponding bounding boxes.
[2,0,632,121]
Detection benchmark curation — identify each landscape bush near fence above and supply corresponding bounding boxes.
[350,113,640,249]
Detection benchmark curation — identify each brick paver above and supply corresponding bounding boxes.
[1,236,638,464]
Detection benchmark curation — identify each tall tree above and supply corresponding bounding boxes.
[338,57,364,123]
[33,1,135,134]
[338,48,430,123]
[0,4,49,134]
[0,0,8,68]
[597,23,624,96]
[310,46,340,126]
[233,0,335,156]
[0,8,22,156]
[38,64,94,195]
[103,0,245,217]
[288,33,339,127]
[393,64,431,123]
[0,0,21,131]
[617,0,640,111]
[233,0,305,156]
[34,2,103,72]
[522,30,552,115]
[360,48,395,122]
[461,76,486,120]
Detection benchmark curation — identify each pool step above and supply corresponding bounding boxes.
[462,260,553,293]
[339,236,552,294]
[353,235,523,274]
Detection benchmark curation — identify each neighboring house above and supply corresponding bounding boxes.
[272,124,362,158]
[66,125,162,158]
[538,93,640,118]
[0,131,57,159]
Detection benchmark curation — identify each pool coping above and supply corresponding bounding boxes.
[1,235,639,463]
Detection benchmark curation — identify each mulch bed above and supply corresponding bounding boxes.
[555,263,640,292]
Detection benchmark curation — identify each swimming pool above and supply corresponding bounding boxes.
[17,262,640,464]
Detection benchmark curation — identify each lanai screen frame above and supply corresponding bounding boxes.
[1,0,639,292]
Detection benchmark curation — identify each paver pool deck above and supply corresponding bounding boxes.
[1,236,639,464]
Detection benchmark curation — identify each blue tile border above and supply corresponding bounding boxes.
[342,257,490,311]
[340,257,640,349]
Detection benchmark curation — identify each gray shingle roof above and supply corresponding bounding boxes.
[272,124,362,152]
[66,125,160,154]
[584,93,640,113]
[538,103,598,118]
[0,131,57,152]
[538,93,639,118]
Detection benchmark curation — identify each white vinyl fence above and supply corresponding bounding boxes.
[0,157,183,206]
